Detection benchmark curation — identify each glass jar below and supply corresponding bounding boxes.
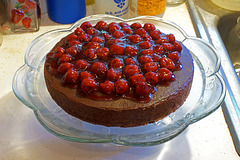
[129,0,166,18]
[8,0,41,33]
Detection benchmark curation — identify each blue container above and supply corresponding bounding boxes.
[47,0,86,24]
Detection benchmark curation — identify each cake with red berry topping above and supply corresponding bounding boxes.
[44,21,194,127]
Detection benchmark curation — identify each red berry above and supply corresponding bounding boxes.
[109,43,124,55]
[143,62,159,72]
[108,22,118,27]
[91,62,107,78]
[119,22,129,27]
[141,34,152,41]
[128,34,142,44]
[66,46,78,56]
[108,23,121,33]
[67,34,78,42]
[167,51,180,62]
[100,80,115,94]
[153,44,164,54]
[78,34,91,42]
[124,58,136,65]
[135,82,150,96]
[129,74,146,86]
[86,27,98,35]
[123,65,139,77]
[151,54,162,62]
[103,33,112,41]
[58,63,73,74]
[81,78,97,94]
[158,68,172,81]
[143,23,156,33]
[68,40,81,46]
[121,27,133,34]
[109,58,124,69]
[124,46,138,56]
[86,42,100,49]
[159,57,175,71]
[79,71,94,81]
[80,21,92,31]
[145,72,159,85]
[63,69,79,84]
[140,49,154,55]
[96,47,109,59]
[155,36,169,44]
[75,59,89,70]
[58,54,72,64]
[107,68,122,81]
[139,41,152,49]
[82,49,97,60]
[53,47,65,59]
[74,27,85,35]
[149,29,161,40]
[56,47,66,55]
[130,22,142,30]
[115,79,129,94]
[138,55,153,64]
[162,43,174,52]
[173,42,182,52]
[166,33,175,43]
[106,39,123,47]
[112,30,124,38]
[135,28,147,36]
[90,36,104,43]
[94,21,108,31]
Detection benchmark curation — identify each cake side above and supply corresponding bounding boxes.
[44,68,193,127]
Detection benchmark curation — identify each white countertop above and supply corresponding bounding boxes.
[0,3,239,160]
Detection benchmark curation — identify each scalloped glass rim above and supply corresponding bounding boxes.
[12,15,226,146]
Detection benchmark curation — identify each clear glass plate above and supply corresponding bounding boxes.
[12,15,226,146]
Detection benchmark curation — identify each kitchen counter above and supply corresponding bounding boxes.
[0,3,239,160]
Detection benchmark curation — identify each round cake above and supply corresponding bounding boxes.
[44,21,194,127]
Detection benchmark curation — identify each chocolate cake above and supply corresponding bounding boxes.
[44,21,194,127]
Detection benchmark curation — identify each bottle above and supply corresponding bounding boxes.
[95,0,129,18]
[129,0,166,18]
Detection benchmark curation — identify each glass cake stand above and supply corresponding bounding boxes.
[12,15,226,146]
